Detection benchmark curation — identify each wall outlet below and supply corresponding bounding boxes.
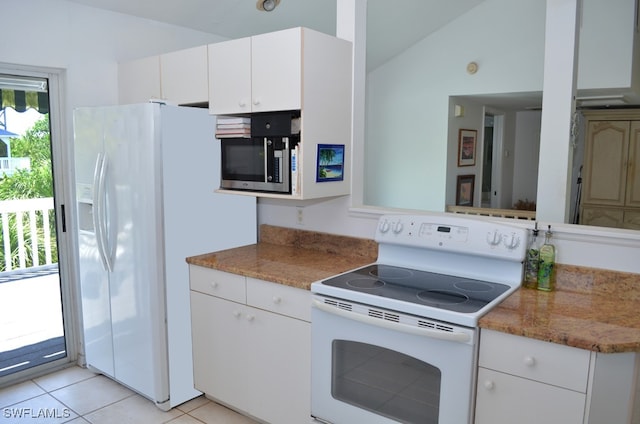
[296,207,304,225]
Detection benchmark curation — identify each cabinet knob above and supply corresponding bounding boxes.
[252,98,261,106]
[233,310,241,318]
[210,281,219,289]
[273,296,282,304]
[238,100,246,107]
[484,380,495,390]
[246,314,255,322]
[523,356,536,367]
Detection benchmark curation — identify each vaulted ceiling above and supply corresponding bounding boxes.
[65,0,484,71]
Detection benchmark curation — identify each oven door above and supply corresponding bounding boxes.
[311,296,477,424]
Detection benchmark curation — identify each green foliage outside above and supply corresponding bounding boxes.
[0,115,58,271]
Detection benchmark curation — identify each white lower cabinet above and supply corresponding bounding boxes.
[190,266,311,424]
[475,329,639,424]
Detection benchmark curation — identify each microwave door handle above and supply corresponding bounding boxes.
[312,299,471,343]
[263,137,269,183]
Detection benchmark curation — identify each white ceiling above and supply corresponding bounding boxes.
[65,0,484,71]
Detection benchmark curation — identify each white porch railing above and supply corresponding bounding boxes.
[0,157,31,177]
[0,197,55,271]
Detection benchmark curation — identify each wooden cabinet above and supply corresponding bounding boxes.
[581,110,640,229]
[189,266,311,424]
[118,45,208,105]
[475,329,639,424]
[208,27,353,200]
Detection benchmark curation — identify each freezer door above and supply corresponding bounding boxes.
[74,107,115,378]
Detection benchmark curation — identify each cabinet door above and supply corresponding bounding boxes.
[583,120,630,206]
[581,206,625,228]
[247,308,311,424]
[118,56,161,104]
[190,292,249,409]
[251,28,302,112]
[208,37,252,115]
[475,368,585,424]
[160,45,208,105]
[626,121,640,207]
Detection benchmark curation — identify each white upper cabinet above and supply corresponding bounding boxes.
[118,56,162,105]
[160,45,208,105]
[118,45,208,105]
[208,27,348,116]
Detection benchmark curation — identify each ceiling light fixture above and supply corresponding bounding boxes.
[256,0,280,12]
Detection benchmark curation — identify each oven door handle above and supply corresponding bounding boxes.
[312,299,471,343]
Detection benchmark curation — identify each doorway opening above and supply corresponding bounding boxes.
[0,71,70,382]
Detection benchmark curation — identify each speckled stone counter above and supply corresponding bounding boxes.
[479,264,640,353]
[186,224,378,290]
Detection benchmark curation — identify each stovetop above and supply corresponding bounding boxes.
[318,264,511,315]
[311,214,528,328]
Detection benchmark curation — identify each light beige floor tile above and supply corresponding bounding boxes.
[0,380,46,408]
[165,414,203,424]
[188,402,259,424]
[2,393,79,423]
[34,366,97,392]
[82,394,182,424]
[174,395,209,413]
[49,375,133,415]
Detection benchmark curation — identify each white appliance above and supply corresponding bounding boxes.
[73,103,256,411]
[311,214,527,423]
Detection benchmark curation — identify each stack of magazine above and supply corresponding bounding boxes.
[215,116,250,138]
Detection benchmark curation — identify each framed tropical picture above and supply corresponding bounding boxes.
[316,144,345,182]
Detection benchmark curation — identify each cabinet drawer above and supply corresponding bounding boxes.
[246,277,311,322]
[189,265,246,303]
[479,329,591,392]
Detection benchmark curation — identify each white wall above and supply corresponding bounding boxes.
[259,0,640,276]
[512,111,541,206]
[2,0,226,127]
[3,0,639,275]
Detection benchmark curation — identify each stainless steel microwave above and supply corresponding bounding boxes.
[220,111,299,194]
[220,136,294,193]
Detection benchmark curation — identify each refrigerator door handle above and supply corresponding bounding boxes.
[93,152,113,272]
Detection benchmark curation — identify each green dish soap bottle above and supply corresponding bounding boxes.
[537,225,556,291]
[523,223,540,288]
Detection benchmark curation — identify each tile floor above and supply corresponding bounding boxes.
[0,366,259,423]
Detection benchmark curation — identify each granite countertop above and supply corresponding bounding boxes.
[187,224,640,354]
[186,224,378,290]
[479,264,640,353]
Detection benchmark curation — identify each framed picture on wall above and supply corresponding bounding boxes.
[316,144,345,182]
[457,129,477,167]
[456,174,475,206]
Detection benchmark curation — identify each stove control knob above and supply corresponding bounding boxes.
[503,233,521,249]
[486,230,502,246]
[392,221,404,234]
[379,219,391,233]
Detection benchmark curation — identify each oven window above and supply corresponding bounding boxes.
[331,340,441,423]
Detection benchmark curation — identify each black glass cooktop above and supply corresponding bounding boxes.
[320,264,511,314]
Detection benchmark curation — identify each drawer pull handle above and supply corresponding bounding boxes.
[484,380,495,391]
[523,356,536,367]
[273,296,282,304]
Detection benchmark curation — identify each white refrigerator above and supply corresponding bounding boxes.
[73,103,256,410]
